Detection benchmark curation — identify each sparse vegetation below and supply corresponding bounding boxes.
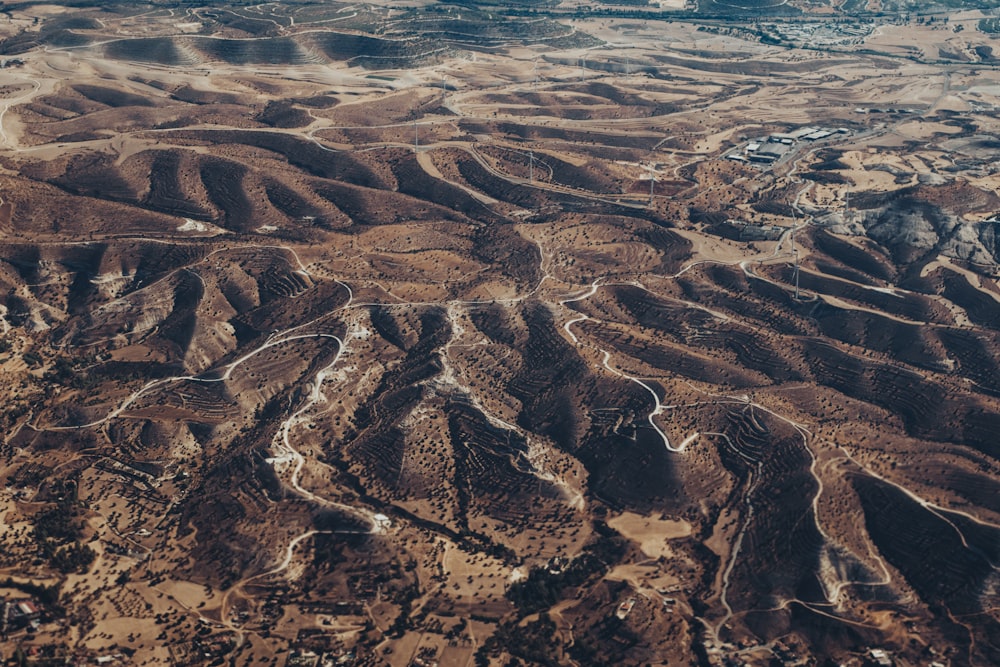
[0,2,998,666]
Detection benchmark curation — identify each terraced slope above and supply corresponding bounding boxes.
[3,122,999,663]
[0,4,999,667]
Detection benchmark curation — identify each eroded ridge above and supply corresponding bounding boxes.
[1,2,1000,665]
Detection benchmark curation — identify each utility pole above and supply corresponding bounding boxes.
[647,164,656,207]
[790,206,796,253]
[793,249,801,301]
[414,119,418,150]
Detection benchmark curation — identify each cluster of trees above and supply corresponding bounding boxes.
[0,577,60,606]
[979,18,1000,34]
[32,499,96,574]
[387,582,422,637]
[506,521,627,615]
[481,613,561,667]
[7,644,69,667]
[44,357,99,390]
[44,542,96,575]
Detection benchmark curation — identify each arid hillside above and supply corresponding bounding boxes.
[0,3,999,667]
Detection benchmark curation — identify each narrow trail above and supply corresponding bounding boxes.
[0,74,42,149]
[559,284,685,454]
[711,462,761,642]
[841,451,1000,570]
[32,243,383,539]
[705,399,838,612]
[686,380,1000,606]
[438,303,586,510]
[13,22,998,665]
[258,257,383,532]
[265,330,382,532]
[38,216,990,634]
[37,243,347,427]
[37,331,344,431]
[597,349,684,453]
[682,383,829,539]
[557,277,738,455]
[219,529,330,637]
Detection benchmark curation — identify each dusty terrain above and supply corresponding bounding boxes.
[0,1,999,666]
